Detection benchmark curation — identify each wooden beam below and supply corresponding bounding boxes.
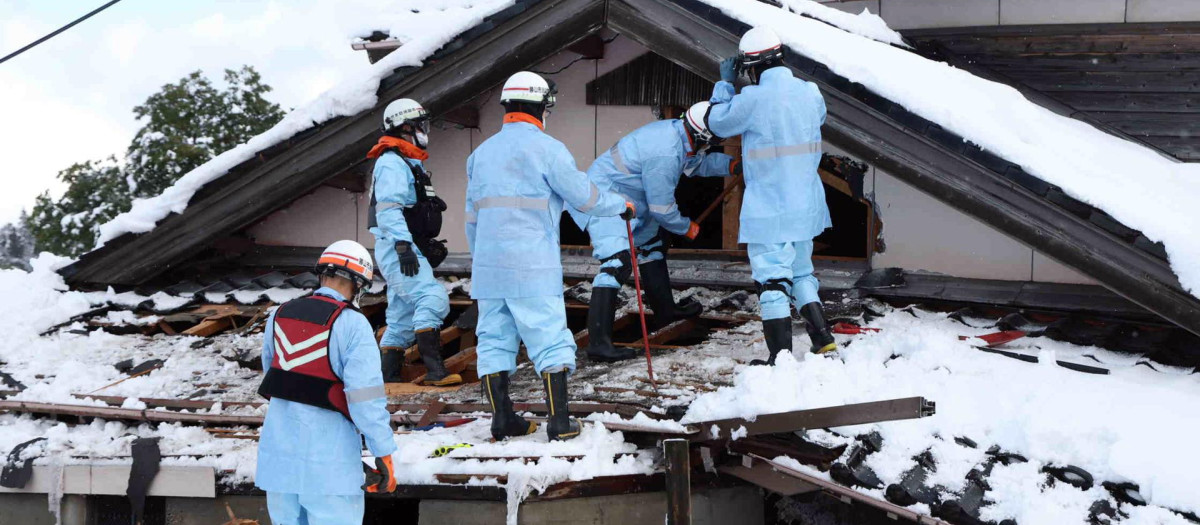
[721,139,742,250]
[664,439,692,525]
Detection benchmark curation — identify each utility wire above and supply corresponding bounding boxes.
[0,0,124,65]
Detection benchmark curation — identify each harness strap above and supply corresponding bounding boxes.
[756,278,793,297]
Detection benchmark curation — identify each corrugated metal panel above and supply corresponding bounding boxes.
[587,52,711,106]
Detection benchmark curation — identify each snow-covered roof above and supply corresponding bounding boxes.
[71,0,1199,329]
[7,254,1200,522]
[93,0,518,246]
[700,0,1200,297]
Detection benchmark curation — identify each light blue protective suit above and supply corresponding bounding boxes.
[256,287,397,523]
[568,119,734,289]
[708,66,831,321]
[465,120,627,376]
[370,150,451,348]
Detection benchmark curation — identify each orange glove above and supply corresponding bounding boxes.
[363,455,397,493]
[685,221,701,240]
[620,201,636,221]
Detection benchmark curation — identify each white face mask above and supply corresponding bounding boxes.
[414,131,429,149]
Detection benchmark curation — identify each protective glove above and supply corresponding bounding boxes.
[395,241,419,277]
[362,455,397,493]
[730,159,742,176]
[719,57,740,83]
[684,221,701,241]
[620,201,637,221]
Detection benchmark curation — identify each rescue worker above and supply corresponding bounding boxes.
[256,240,397,523]
[570,101,740,362]
[465,71,635,441]
[707,27,837,365]
[367,98,460,386]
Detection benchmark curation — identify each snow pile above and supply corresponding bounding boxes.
[390,417,655,525]
[683,307,1200,522]
[699,0,1200,298]
[779,0,906,47]
[0,254,93,338]
[94,0,516,246]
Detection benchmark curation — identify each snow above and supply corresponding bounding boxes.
[778,0,906,47]
[699,0,1200,299]
[93,0,517,247]
[681,305,1200,522]
[4,257,1199,523]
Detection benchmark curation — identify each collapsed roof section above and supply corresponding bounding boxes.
[60,0,1200,337]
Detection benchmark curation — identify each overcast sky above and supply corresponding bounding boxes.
[0,1,375,225]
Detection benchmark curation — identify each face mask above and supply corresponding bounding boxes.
[413,131,429,149]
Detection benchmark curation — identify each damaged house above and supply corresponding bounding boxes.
[2,0,1199,524]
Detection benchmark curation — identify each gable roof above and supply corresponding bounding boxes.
[60,0,1200,338]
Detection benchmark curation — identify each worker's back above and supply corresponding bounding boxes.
[709,66,831,244]
[465,120,578,299]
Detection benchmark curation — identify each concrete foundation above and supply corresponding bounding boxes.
[0,493,87,525]
[418,486,763,525]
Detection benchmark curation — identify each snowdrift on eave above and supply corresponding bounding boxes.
[698,0,1200,298]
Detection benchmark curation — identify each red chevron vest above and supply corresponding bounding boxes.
[257,294,352,419]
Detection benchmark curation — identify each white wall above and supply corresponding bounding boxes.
[818,0,1200,28]
[839,145,1097,284]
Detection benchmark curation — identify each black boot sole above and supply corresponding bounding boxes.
[587,349,640,362]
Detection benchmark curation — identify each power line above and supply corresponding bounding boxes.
[0,0,124,66]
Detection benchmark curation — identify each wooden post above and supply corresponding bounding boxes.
[722,137,743,250]
[664,438,691,525]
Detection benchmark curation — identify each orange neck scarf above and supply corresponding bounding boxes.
[366,136,429,161]
[503,112,544,130]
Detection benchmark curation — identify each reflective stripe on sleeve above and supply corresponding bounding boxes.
[474,196,550,211]
[610,145,629,174]
[376,202,404,211]
[649,203,677,215]
[744,142,822,161]
[345,384,387,404]
[577,183,602,213]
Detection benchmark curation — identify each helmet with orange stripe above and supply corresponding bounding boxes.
[683,101,720,150]
[738,27,784,84]
[315,240,374,305]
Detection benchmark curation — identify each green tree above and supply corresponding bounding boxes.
[26,157,130,257]
[126,66,285,198]
[26,66,284,256]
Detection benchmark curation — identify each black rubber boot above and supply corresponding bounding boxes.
[799,302,838,355]
[380,346,404,383]
[586,287,639,362]
[542,369,581,441]
[751,318,793,366]
[639,259,702,328]
[482,372,538,440]
[416,328,462,386]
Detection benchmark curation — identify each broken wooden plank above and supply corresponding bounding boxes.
[416,400,448,427]
[183,317,233,337]
[594,386,679,399]
[385,382,467,396]
[0,400,264,426]
[436,474,507,484]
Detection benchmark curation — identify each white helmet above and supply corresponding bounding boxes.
[738,27,784,68]
[316,240,374,302]
[499,71,556,108]
[683,101,718,146]
[382,98,428,133]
